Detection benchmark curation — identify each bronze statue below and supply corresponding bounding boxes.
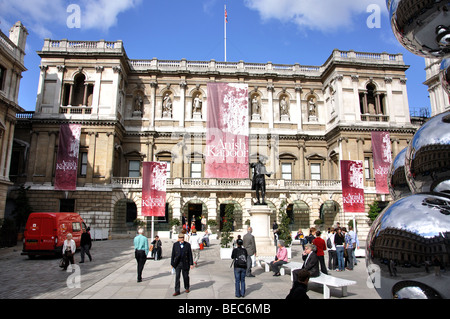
[251,157,272,205]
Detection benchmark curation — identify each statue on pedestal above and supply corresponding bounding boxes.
[251,157,272,205]
[162,93,172,118]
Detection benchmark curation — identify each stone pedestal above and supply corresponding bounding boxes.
[249,205,276,257]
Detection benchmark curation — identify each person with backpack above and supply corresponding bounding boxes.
[231,238,248,298]
[326,227,337,271]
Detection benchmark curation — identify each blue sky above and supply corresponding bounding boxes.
[0,0,431,113]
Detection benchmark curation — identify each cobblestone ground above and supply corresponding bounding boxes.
[0,239,134,299]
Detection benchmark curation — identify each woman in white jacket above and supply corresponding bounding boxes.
[189,229,202,267]
[62,233,76,271]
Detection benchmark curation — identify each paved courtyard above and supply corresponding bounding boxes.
[0,236,380,301]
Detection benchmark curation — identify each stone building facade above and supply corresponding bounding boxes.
[0,22,27,219]
[424,58,450,116]
[11,39,419,240]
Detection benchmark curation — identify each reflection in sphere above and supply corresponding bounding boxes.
[440,58,450,96]
[404,111,450,194]
[388,147,411,200]
[366,193,450,299]
[387,0,450,58]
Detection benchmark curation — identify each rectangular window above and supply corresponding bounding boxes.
[365,157,372,179]
[281,163,292,180]
[0,65,5,91]
[80,152,88,176]
[164,161,171,179]
[129,160,140,177]
[311,163,321,180]
[60,199,75,212]
[191,162,202,178]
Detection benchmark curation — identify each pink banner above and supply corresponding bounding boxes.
[372,131,392,194]
[205,83,249,178]
[55,124,82,191]
[340,160,365,213]
[142,162,167,217]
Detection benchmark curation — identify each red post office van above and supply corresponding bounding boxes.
[22,213,87,258]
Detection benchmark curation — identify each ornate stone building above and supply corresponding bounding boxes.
[11,39,419,240]
[0,22,27,219]
[424,58,450,116]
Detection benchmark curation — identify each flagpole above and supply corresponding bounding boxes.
[224,4,227,62]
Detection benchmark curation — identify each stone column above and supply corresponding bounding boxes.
[267,84,274,129]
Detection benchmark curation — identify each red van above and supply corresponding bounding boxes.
[22,213,87,258]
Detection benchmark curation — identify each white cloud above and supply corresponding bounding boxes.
[80,0,143,31]
[244,0,387,32]
[0,0,143,37]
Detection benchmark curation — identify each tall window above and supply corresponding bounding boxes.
[62,73,94,107]
[311,163,321,180]
[80,152,88,176]
[190,162,202,178]
[281,163,292,180]
[128,160,140,177]
[364,157,372,179]
[0,65,6,91]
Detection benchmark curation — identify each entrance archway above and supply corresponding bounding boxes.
[219,200,243,231]
[182,200,208,232]
[113,199,138,233]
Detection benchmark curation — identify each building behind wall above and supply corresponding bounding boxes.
[10,39,419,240]
[0,22,27,219]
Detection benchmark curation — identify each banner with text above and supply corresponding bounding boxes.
[55,124,82,191]
[206,82,249,178]
[142,162,167,217]
[340,160,365,213]
[371,131,392,194]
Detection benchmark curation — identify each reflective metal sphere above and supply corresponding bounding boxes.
[388,147,411,200]
[387,0,450,58]
[404,111,450,194]
[366,192,450,299]
[440,58,450,96]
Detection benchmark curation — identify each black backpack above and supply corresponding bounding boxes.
[233,248,247,268]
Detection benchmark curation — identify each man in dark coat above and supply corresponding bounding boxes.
[171,233,194,296]
[300,244,320,278]
[250,157,272,205]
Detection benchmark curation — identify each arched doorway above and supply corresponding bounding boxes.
[286,200,310,231]
[182,200,208,231]
[113,199,138,233]
[320,200,340,229]
[219,200,243,231]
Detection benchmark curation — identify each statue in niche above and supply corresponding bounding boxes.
[162,93,172,118]
[251,95,260,115]
[280,96,289,115]
[193,94,202,114]
[308,97,316,117]
[134,94,143,112]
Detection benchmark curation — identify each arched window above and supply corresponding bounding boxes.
[359,83,387,121]
[62,73,94,107]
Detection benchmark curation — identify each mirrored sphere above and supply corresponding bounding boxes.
[404,111,450,194]
[366,193,450,299]
[387,0,450,58]
[440,58,450,96]
[388,147,411,200]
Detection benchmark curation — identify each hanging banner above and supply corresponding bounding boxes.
[206,82,249,178]
[340,160,365,213]
[371,131,392,194]
[142,162,167,217]
[55,124,82,191]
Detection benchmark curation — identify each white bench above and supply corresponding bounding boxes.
[258,258,302,276]
[291,270,357,299]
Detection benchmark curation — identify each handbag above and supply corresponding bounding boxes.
[59,258,65,268]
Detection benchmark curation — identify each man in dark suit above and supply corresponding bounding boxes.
[243,227,257,277]
[171,233,194,296]
[300,244,320,278]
